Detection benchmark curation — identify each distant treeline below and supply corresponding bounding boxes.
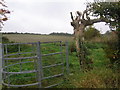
[2,32,42,35]
[49,32,73,36]
[2,32,73,36]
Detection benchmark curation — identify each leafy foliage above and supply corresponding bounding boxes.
[89,1,120,70]
[59,42,119,88]
[2,36,9,43]
[89,2,120,28]
[2,36,30,53]
[84,26,101,40]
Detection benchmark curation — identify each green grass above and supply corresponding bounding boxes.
[89,48,110,68]
[3,42,66,88]
[0,84,2,90]
[2,42,120,88]
[57,43,119,88]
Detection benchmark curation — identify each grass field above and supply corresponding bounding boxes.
[2,41,120,88]
[2,42,67,88]
[0,85,2,90]
[3,34,73,43]
[58,43,120,88]
[2,34,120,88]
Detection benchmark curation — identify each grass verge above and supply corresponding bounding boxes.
[58,43,119,88]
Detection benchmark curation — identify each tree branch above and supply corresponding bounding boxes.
[70,12,74,21]
[86,17,109,26]
[82,10,86,20]
[0,1,7,7]
[82,9,92,21]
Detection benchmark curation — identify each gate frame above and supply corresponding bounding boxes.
[1,41,69,88]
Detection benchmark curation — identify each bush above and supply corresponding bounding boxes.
[69,42,76,54]
[84,26,101,40]
[85,42,104,49]
[103,32,120,70]
[2,36,30,53]
[2,36,9,43]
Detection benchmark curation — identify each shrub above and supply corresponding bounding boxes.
[2,36,30,53]
[84,26,101,40]
[2,36,9,43]
[69,42,76,54]
[103,32,120,70]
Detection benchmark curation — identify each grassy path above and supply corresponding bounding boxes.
[58,43,119,88]
[89,46,110,69]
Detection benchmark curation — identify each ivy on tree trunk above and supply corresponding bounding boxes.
[70,7,109,70]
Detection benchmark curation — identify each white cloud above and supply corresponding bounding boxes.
[94,22,110,34]
[6,0,94,3]
[2,0,110,34]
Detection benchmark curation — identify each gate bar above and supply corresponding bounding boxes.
[4,52,36,57]
[66,41,69,74]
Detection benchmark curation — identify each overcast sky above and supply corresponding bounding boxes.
[2,0,110,34]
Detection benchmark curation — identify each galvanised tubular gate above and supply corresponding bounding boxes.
[2,41,69,88]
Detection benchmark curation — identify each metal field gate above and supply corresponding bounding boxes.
[2,41,69,88]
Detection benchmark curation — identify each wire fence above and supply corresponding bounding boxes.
[2,41,69,88]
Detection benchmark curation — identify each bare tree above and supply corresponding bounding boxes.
[70,6,108,69]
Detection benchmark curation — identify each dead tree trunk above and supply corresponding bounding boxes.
[70,9,109,70]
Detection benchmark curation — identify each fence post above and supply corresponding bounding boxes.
[0,43,2,90]
[4,44,10,87]
[18,44,22,72]
[5,45,7,54]
[65,41,69,74]
[60,41,64,74]
[36,41,43,88]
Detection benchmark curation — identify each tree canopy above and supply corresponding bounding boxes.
[89,1,120,66]
[88,2,120,29]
